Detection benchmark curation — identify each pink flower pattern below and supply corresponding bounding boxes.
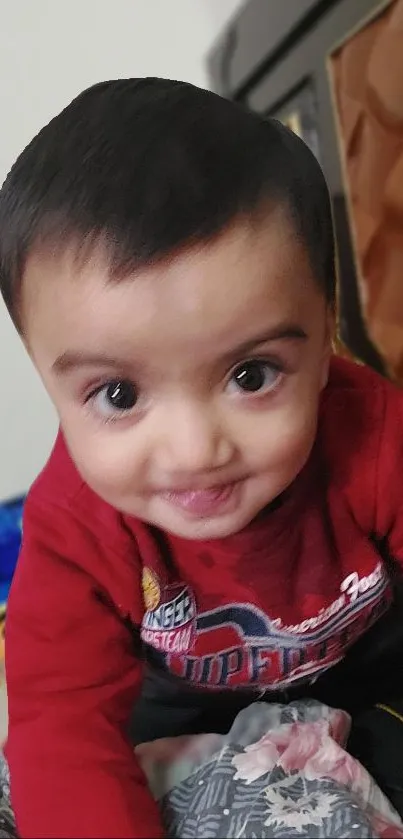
[232,713,403,837]
[233,719,353,785]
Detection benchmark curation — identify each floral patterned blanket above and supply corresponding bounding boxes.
[137,700,403,838]
[1,700,402,837]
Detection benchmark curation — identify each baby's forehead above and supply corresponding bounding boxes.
[21,214,313,327]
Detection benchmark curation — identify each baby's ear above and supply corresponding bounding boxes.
[320,308,335,389]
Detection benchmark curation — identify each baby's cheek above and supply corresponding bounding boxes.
[249,403,316,469]
[67,431,143,499]
[282,408,318,462]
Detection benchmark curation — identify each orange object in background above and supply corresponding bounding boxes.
[330,0,403,382]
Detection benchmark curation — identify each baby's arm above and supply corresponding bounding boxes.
[5,493,164,838]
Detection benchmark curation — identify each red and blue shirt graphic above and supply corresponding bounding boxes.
[140,560,392,691]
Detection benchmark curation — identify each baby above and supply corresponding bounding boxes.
[0,78,402,837]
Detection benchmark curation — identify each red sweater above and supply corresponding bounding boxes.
[5,357,403,838]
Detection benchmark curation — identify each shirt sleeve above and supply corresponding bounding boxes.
[5,493,164,839]
[375,379,403,564]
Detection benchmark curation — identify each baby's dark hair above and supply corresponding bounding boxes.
[0,77,336,330]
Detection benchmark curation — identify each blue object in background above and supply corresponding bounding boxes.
[0,496,24,602]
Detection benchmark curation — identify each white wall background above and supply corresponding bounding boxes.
[0,0,244,502]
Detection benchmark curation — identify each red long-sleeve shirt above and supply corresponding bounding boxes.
[5,356,403,838]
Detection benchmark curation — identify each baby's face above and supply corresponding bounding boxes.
[22,212,332,540]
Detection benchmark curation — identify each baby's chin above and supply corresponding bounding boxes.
[147,513,254,542]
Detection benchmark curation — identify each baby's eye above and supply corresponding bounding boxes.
[227,360,282,395]
[90,379,138,418]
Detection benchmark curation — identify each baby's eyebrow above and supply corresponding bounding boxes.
[52,351,126,375]
[225,324,308,360]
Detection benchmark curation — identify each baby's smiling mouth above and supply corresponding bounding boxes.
[158,480,243,518]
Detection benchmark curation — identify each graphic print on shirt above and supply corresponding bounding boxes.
[141,568,197,655]
[140,562,392,690]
